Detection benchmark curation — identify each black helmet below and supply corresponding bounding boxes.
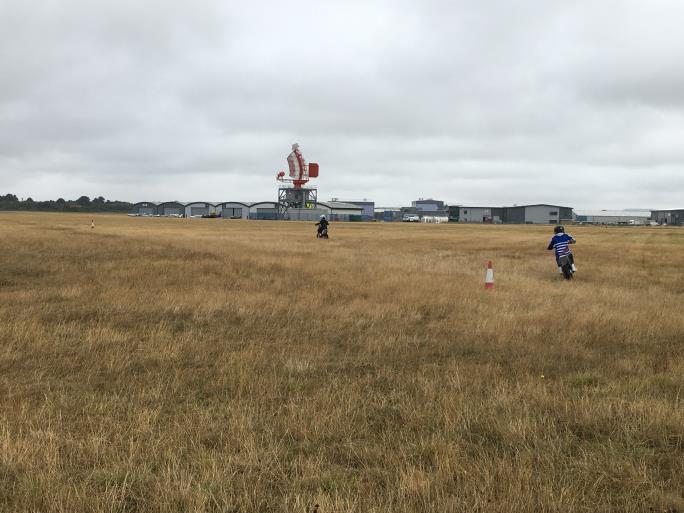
[554,225,565,234]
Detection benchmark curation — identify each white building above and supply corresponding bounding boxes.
[575,210,651,225]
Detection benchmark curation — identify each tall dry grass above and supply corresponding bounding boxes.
[0,212,682,513]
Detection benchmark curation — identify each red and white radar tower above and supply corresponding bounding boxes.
[276,143,320,219]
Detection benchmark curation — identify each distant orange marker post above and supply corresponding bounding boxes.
[485,261,494,289]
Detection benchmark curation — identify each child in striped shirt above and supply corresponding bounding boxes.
[547,226,577,274]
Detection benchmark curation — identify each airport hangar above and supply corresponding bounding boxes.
[129,201,364,221]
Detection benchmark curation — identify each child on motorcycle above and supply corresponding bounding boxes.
[315,215,329,237]
[547,225,577,274]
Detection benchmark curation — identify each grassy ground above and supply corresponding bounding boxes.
[0,212,682,513]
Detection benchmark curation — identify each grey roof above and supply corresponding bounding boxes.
[340,200,375,205]
[447,203,572,209]
[504,204,573,209]
[576,210,651,217]
[135,201,271,207]
[319,201,364,210]
[451,205,500,209]
[135,200,362,210]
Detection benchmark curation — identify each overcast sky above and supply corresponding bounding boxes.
[1,0,683,208]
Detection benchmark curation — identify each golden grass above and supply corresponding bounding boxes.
[0,212,682,513]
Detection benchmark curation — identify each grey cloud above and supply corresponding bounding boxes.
[1,0,684,208]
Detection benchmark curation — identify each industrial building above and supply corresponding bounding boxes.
[446,204,573,224]
[404,199,574,224]
[398,199,447,220]
[340,200,375,221]
[505,204,574,224]
[575,210,651,225]
[452,206,505,223]
[284,201,364,221]
[374,207,402,222]
[651,209,684,226]
[412,199,445,212]
[319,201,364,221]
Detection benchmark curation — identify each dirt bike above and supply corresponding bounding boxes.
[558,251,575,280]
[317,226,329,239]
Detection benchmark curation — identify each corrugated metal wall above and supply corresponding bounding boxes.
[524,206,560,224]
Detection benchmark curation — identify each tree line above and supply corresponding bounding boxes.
[0,194,133,212]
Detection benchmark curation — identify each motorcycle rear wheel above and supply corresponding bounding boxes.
[562,265,574,280]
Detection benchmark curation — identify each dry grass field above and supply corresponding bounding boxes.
[0,212,683,513]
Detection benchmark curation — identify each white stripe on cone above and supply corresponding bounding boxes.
[485,261,494,289]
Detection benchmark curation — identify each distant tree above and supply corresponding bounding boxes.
[0,193,132,212]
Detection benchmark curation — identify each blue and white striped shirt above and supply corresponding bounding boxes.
[548,233,575,258]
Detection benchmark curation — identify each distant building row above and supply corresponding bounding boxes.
[385,199,684,226]
[129,201,365,221]
[130,200,684,226]
[383,199,574,225]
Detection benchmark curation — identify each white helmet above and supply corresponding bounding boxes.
[320,215,326,219]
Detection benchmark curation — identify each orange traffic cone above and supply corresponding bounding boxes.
[485,261,494,289]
